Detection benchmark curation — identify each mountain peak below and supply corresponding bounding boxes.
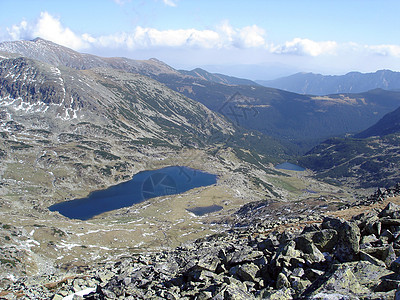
[31,37,46,42]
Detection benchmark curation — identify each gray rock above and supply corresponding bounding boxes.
[308,264,369,298]
[347,260,393,290]
[291,267,305,278]
[334,220,361,262]
[374,278,400,293]
[290,275,311,294]
[361,234,379,245]
[309,292,352,299]
[276,273,290,289]
[381,219,400,226]
[236,263,260,282]
[226,247,263,266]
[379,229,394,244]
[196,290,213,300]
[258,287,292,300]
[390,257,400,273]
[379,202,400,218]
[383,244,397,267]
[321,217,343,230]
[213,282,255,300]
[312,229,338,252]
[304,268,325,282]
[302,224,321,233]
[359,251,387,268]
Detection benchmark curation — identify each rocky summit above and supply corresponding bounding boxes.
[3,194,400,299]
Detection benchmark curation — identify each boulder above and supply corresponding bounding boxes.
[379,202,400,219]
[359,251,387,268]
[334,220,361,262]
[307,264,369,298]
[213,282,256,300]
[258,287,292,300]
[235,263,260,283]
[276,273,290,289]
[226,246,263,266]
[383,244,397,267]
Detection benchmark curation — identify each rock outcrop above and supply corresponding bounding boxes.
[3,201,400,299]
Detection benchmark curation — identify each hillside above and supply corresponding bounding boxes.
[0,38,255,86]
[258,69,400,95]
[164,81,400,153]
[356,105,400,138]
[3,39,400,154]
[299,105,400,188]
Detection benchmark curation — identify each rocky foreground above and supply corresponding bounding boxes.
[3,198,400,299]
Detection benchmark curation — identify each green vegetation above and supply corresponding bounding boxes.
[0,258,19,268]
[94,150,120,161]
[300,133,400,188]
[8,141,33,150]
[51,227,65,237]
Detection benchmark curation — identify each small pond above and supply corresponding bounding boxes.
[275,162,306,172]
[49,166,217,220]
[187,205,223,216]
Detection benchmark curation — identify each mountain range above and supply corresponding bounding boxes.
[257,69,400,95]
[3,39,400,155]
[3,37,400,285]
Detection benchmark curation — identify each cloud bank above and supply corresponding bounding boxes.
[3,11,400,60]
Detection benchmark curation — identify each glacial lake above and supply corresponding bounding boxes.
[275,162,306,172]
[49,166,218,220]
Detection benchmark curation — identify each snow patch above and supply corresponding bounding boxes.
[62,288,96,300]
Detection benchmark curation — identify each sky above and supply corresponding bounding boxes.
[1,0,400,80]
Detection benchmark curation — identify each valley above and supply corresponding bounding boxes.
[1,38,400,299]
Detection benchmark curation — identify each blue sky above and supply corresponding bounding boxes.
[1,0,400,79]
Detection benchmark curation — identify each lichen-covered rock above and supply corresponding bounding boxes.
[334,220,361,262]
[258,287,292,299]
[308,265,369,298]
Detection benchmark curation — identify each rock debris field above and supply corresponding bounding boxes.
[3,198,400,299]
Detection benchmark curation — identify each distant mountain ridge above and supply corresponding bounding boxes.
[0,38,257,86]
[257,70,400,95]
[179,67,258,86]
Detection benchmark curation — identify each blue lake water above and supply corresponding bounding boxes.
[49,166,218,220]
[275,162,306,172]
[187,205,223,216]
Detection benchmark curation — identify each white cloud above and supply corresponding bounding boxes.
[271,38,337,56]
[237,25,266,48]
[163,0,177,7]
[6,12,89,50]
[7,20,29,40]
[91,21,266,50]
[367,44,400,57]
[3,11,400,65]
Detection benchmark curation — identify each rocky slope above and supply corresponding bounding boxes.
[0,38,254,86]
[257,69,400,95]
[2,191,400,299]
